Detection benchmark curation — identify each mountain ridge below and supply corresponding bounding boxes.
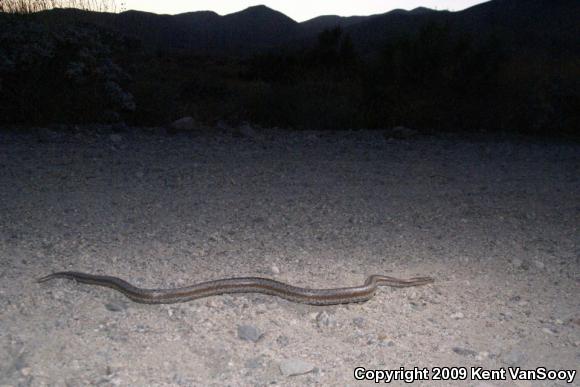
[26,1,579,57]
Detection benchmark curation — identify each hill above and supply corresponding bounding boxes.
[25,0,578,57]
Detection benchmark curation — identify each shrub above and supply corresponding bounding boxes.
[0,13,135,125]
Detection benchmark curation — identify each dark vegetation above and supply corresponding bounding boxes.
[0,0,578,138]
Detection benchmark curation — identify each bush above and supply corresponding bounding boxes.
[0,14,135,125]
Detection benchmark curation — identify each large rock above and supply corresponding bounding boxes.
[170,116,197,131]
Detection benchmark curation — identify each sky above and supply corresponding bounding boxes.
[121,1,489,22]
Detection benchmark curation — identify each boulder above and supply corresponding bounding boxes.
[170,116,197,131]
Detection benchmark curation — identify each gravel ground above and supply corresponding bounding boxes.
[0,126,578,386]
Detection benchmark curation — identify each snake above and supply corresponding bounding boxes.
[37,271,434,305]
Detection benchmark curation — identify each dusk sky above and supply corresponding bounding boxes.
[121,0,489,22]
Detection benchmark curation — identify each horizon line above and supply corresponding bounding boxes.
[86,3,475,23]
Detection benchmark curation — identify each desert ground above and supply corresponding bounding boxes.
[0,126,578,386]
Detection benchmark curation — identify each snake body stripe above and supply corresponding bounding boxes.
[38,271,434,305]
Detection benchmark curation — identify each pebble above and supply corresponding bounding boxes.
[237,123,259,139]
[502,349,526,366]
[379,340,395,348]
[20,367,31,376]
[499,310,512,320]
[315,311,337,329]
[51,290,65,300]
[365,333,378,345]
[306,133,319,142]
[237,325,262,342]
[352,317,365,328]
[279,358,314,377]
[109,134,123,143]
[205,299,219,308]
[534,260,545,270]
[450,312,465,319]
[542,327,556,335]
[105,302,127,312]
[245,356,265,369]
[276,335,290,347]
[271,265,280,275]
[452,347,477,357]
[170,116,196,131]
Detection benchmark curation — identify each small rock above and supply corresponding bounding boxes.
[450,312,465,319]
[352,317,365,328]
[205,299,218,308]
[279,358,314,377]
[452,347,477,357]
[409,301,427,311]
[315,311,337,329]
[109,134,123,143]
[20,367,31,376]
[105,302,127,312]
[276,335,290,347]
[363,333,377,345]
[502,349,526,366]
[271,265,280,275]
[379,340,395,348]
[51,290,65,300]
[534,260,545,270]
[245,356,265,369]
[170,116,196,131]
[237,325,262,342]
[499,311,513,320]
[306,133,319,142]
[542,327,557,335]
[238,123,257,139]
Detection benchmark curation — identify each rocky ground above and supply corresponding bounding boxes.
[0,125,578,386]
